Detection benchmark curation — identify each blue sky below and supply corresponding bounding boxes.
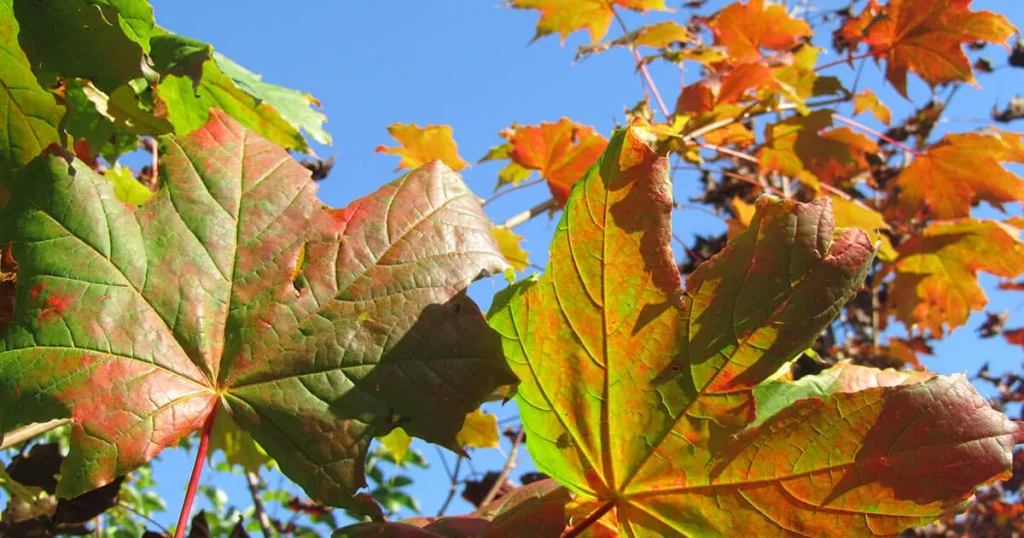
[140,0,1024,531]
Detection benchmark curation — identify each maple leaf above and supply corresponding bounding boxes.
[576,21,692,61]
[758,110,878,188]
[335,479,570,537]
[853,88,892,125]
[456,409,499,449]
[375,123,469,172]
[509,0,669,44]
[890,219,1024,336]
[488,123,1023,535]
[828,195,896,262]
[892,129,1024,220]
[862,0,1017,97]
[0,112,516,508]
[491,227,531,273]
[0,0,63,177]
[493,119,608,208]
[709,0,812,63]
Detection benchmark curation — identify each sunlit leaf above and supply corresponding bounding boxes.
[103,164,154,206]
[853,89,892,125]
[890,219,1024,336]
[893,129,1024,220]
[510,0,669,44]
[0,112,515,508]
[491,227,530,273]
[488,123,1021,535]
[709,0,812,63]
[457,409,499,449]
[375,123,468,172]
[863,0,1017,97]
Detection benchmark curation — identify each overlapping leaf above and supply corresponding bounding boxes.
[709,0,811,63]
[758,110,878,188]
[862,0,1017,97]
[890,219,1024,336]
[892,129,1024,220]
[333,479,569,537]
[488,122,1023,535]
[484,119,608,207]
[0,0,63,177]
[509,0,668,44]
[0,112,515,508]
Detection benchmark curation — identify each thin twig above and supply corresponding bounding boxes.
[722,170,784,196]
[479,429,525,508]
[700,142,758,164]
[499,198,557,230]
[832,114,922,156]
[118,501,171,537]
[815,50,875,72]
[246,471,275,538]
[436,455,463,517]
[483,177,546,207]
[561,501,615,538]
[0,419,69,451]
[611,8,670,118]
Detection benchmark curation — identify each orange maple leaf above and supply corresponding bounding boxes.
[709,0,812,63]
[502,118,609,207]
[863,0,1017,97]
[758,110,878,188]
[853,89,892,125]
[509,0,669,44]
[890,219,1024,336]
[892,129,1024,220]
[375,123,468,172]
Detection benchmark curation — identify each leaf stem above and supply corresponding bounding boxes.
[479,429,525,507]
[561,500,615,538]
[173,407,217,538]
[436,455,463,517]
[246,471,275,538]
[611,8,671,118]
[831,114,922,157]
[0,419,69,451]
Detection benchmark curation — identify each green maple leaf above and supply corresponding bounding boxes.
[0,111,516,509]
[0,0,63,177]
[487,123,1024,536]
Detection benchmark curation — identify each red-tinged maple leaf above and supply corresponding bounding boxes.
[890,219,1024,336]
[676,62,780,115]
[709,0,812,63]
[375,123,469,172]
[0,112,515,507]
[488,123,1023,535]
[862,0,1017,97]
[335,479,570,537]
[1000,280,1024,291]
[1006,328,1024,349]
[509,0,669,44]
[834,0,881,52]
[496,118,608,208]
[892,129,1024,220]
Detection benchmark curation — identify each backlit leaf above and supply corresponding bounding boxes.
[827,195,896,261]
[157,60,311,153]
[890,219,1024,336]
[13,0,144,92]
[378,428,413,464]
[488,123,1021,535]
[103,164,154,206]
[0,0,63,176]
[758,110,878,188]
[457,409,499,449]
[0,112,515,508]
[510,0,669,44]
[207,411,275,474]
[495,118,608,207]
[375,123,468,172]
[576,21,691,61]
[892,129,1024,220]
[333,479,569,537]
[863,0,1017,97]
[88,0,156,53]
[853,88,892,125]
[80,82,173,137]
[491,227,530,273]
[709,0,812,63]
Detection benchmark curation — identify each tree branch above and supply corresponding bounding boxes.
[436,455,463,517]
[479,429,525,508]
[611,8,670,118]
[499,198,557,230]
[246,471,275,538]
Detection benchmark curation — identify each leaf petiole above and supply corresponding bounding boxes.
[173,405,217,538]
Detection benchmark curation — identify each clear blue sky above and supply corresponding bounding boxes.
[140,0,1024,532]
